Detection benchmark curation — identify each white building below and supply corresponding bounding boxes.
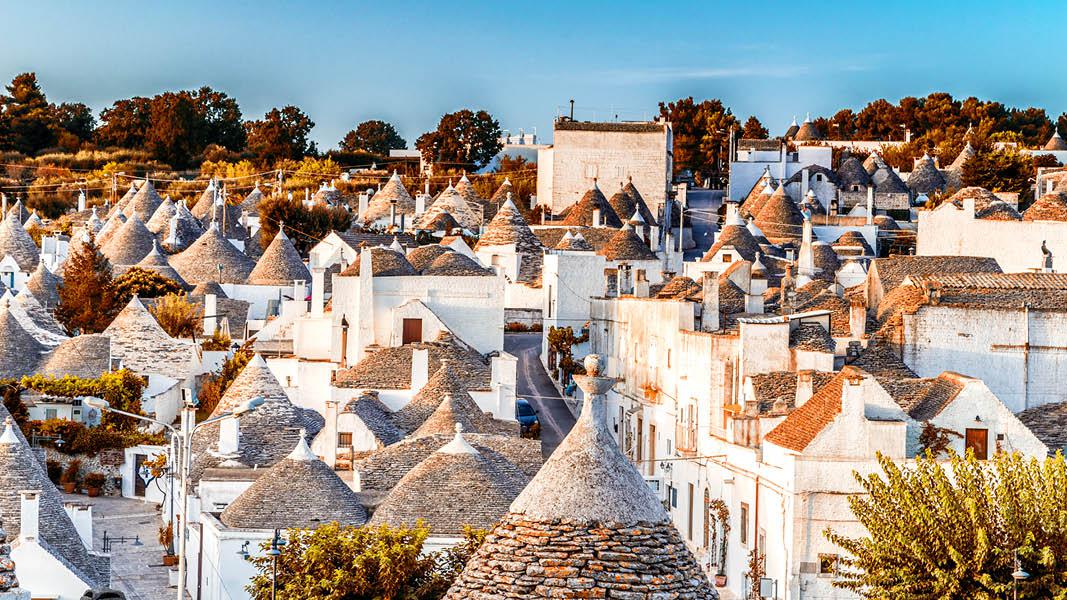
[537,119,672,215]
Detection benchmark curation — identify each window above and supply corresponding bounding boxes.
[819,554,839,575]
[669,485,678,509]
[722,253,732,263]
[45,408,58,421]
[402,318,423,344]
[740,502,750,546]
[337,432,353,447]
[965,428,989,460]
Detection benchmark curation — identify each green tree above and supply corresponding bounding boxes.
[962,148,1034,196]
[740,116,768,139]
[246,106,316,163]
[52,102,96,150]
[340,120,406,156]
[827,451,1067,599]
[112,267,184,304]
[145,91,203,168]
[193,86,246,151]
[96,96,152,149]
[415,109,501,171]
[247,522,485,600]
[257,194,352,254]
[147,293,199,339]
[0,73,57,154]
[658,97,739,185]
[54,236,121,334]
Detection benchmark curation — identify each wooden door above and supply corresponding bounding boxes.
[402,318,422,345]
[965,428,989,460]
[648,424,657,476]
[134,454,147,497]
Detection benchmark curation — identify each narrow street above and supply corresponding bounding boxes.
[505,332,577,457]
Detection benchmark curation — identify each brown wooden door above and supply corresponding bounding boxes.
[648,424,657,476]
[965,428,989,460]
[402,318,422,344]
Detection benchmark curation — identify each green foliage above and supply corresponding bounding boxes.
[113,267,184,304]
[547,326,589,380]
[54,235,121,334]
[1,382,28,428]
[246,106,316,163]
[340,120,406,156]
[147,293,200,339]
[0,73,56,155]
[962,148,1035,197]
[826,451,1067,598]
[658,97,739,186]
[246,522,486,600]
[740,115,768,140]
[19,369,147,431]
[257,194,352,254]
[84,472,106,488]
[196,343,254,421]
[27,418,163,455]
[201,328,232,351]
[415,109,502,171]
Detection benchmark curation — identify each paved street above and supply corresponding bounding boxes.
[63,492,179,600]
[505,332,577,457]
[684,188,723,260]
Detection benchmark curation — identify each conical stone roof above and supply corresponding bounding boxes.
[1044,130,1067,151]
[837,156,871,189]
[906,155,946,194]
[135,240,187,287]
[123,179,164,221]
[363,171,416,223]
[561,183,622,228]
[163,200,204,252]
[393,362,490,432]
[191,181,217,220]
[5,201,27,224]
[597,224,657,261]
[474,197,541,252]
[794,116,823,142]
[1024,192,1067,222]
[10,290,67,345]
[949,142,976,171]
[444,356,715,599]
[490,177,513,203]
[169,222,255,284]
[0,299,48,378]
[703,219,761,262]
[740,180,776,219]
[623,177,657,225]
[369,424,521,535]
[0,418,107,588]
[239,185,264,213]
[419,184,481,231]
[145,196,176,234]
[95,211,126,247]
[24,261,61,309]
[755,186,804,243]
[0,211,39,271]
[23,210,42,230]
[555,230,593,251]
[101,212,155,266]
[220,436,367,530]
[406,245,453,273]
[246,227,311,286]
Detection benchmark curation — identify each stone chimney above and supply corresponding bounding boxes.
[849,296,867,340]
[323,400,338,469]
[311,267,325,316]
[801,168,810,199]
[702,271,720,332]
[415,194,426,215]
[841,370,865,419]
[592,208,602,228]
[795,370,815,407]
[218,419,239,456]
[797,216,815,285]
[18,491,39,542]
[866,185,874,225]
[77,190,86,213]
[411,349,430,394]
[204,293,217,335]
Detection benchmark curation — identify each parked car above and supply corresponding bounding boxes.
[516,399,540,437]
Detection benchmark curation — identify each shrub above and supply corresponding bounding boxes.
[84,472,107,489]
[60,459,82,485]
[113,268,184,304]
[148,293,200,339]
[46,460,63,484]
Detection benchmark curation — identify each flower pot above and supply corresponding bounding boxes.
[162,554,178,567]
[714,574,727,587]
[87,487,101,498]
[62,482,77,494]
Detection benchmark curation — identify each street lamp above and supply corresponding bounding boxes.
[267,528,287,600]
[83,395,265,600]
[1012,549,1029,600]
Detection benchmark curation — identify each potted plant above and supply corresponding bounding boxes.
[708,498,730,587]
[159,523,177,566]
[60,459,81,494]
[46,460,63,485]
[84,472,106,497]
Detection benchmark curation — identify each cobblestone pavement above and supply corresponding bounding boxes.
[62,492,183,600]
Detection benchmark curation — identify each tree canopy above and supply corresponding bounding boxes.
[340,120,406,156]
[658,97,740,186]
[415,109,502,171]
[257,194,352,254]
[246,106,317,164]
[54,236,121,334]
[827,451,1067,599]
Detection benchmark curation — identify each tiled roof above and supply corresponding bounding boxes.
[554,120,666,133]
[169,223,256,284]
[811,242,840,281]
[790,322,835,352]
[848,344,917,378]
[749,371,835,414]
[656,276,702,300]
[878,373,964,421]
[1023,192,1067,221]
[740,180,775,220]
[596,224,657,261]
[246,228,311,286]
[871,255,1002,293]
[832,231,874,256]
[0,212,39,271]
[344,393,406,447]
[363,172,416,223]
[406,245,453,272]
[533,227,616,252]
[561,184,623,228]
[420,210,460,232]
[340,247,417,277]
[100,212,155,266]
[103,296,197,379]
[765,369,851,451]
[974,201,1022,221]
[454,175,488,214]
[368,427,522,535]
[220,437,368,530]
[333,334,492,391]
[1017,401,1067,452]
[490,178,513,203]
[793,290,851,337]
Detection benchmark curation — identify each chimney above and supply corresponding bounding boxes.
[311,267,325,316]
[634,270,650,298]
[218,418,239,455]
[77,190,86,212]
[801,168,810,199]
[795,370,815,407]
[842,370,865,418]
[19,491,40,542]
[204,293,217,335]
[849,296,867,340]
[572,355,613,425]
[389,202,397,229]
[357,193,369,219]
[415,194,426,215]
[293,279,305,306]
[702,271,720,332]
[866,185,874,225]
[411,349,430,394]
[592,208,601,228]
[324,400,338,469]
[797,216,815,283]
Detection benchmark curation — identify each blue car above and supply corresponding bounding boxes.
[516,399,539,436]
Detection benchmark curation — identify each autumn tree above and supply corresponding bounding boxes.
[246,106,316,163]
[247,522,485,600]
[0,73,56,154]
[52,102,96,151]
[340,119,406,156]
[147,293,199,339]
[54,237,121,334]
[95,96,152,149]
[740,116,768,140]
[257,194,352,254]
[112,267,184,304]
[827,451,1067,598]
[658,97,739,186]
[195,341,252,420]
[416,109,502,171]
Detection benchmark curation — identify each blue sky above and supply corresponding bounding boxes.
[1,0,1064,149]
